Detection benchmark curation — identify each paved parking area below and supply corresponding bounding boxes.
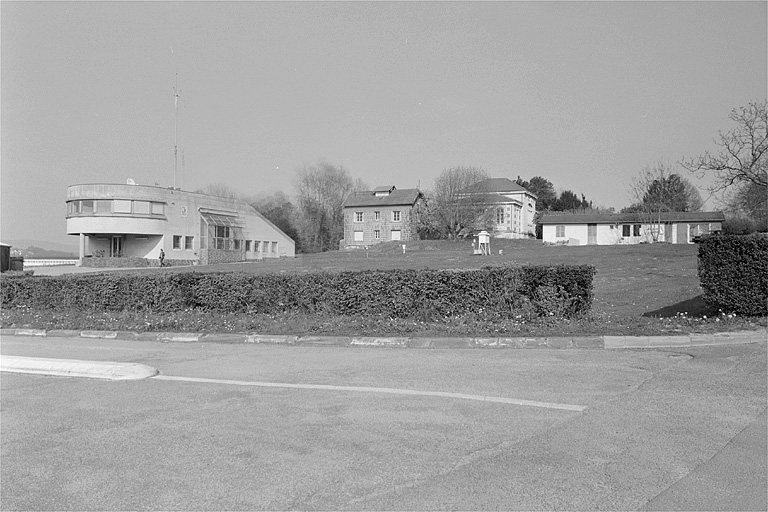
[2,336,766,510]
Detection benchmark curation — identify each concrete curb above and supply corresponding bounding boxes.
[0,355,158,380]
[1,328,765,349]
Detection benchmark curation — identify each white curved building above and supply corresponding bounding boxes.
[66,183,295,266]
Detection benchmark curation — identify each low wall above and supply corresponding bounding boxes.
[201,248,244,266]
[82,257,198,268]
[82,257,150,268]
[23,259,78,267]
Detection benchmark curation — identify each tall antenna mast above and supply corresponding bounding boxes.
[173,73,180,189]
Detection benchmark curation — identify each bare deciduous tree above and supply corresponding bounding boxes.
[429,165,490,239]
[724,177,768,231]
[627,162,701,242]
[682,100,768,193]
[293,160,367,252]
[196,183,251,201]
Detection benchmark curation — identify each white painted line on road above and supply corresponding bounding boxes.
[153,375,587,412]
[1,356,158,380]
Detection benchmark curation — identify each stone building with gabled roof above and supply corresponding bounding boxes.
[341,186,424,247]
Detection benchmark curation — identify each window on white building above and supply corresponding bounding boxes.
[134,201,150,214]
[173,235,182,249]
[496,208,505,224]
[556,225,565,237]
[151,203,164,215]
[96,200,111,213]
[113,200,132,213]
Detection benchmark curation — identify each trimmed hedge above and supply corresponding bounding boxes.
[697,234,768,316]
[1,265,596,320]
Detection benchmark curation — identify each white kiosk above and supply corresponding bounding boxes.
[474,230,491,256]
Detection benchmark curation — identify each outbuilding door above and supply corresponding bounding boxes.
[587,224,597,245]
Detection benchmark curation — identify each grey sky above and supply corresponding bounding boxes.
[2,1,766,248]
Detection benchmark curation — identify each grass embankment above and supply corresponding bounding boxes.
[2,239,765,337]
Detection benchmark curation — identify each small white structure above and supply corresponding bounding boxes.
[475,230,491,255]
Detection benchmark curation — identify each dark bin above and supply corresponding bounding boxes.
[10,256,24,271]
[0,244,9,272]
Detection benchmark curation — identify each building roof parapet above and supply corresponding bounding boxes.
[538,211,726,225]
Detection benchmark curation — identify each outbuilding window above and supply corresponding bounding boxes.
[555,225,565,237]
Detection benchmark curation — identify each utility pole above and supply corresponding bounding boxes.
[173,73,180,189]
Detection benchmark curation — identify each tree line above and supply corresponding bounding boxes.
[200,100,767,252]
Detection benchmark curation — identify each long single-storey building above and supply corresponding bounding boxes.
[538,211,725,245]
[66,183,295,266]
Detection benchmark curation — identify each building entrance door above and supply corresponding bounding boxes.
[111,236,123,257]
[587,224,597,245]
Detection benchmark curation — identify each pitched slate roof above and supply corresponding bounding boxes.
[343,187,423,208]
[538,211,726,225]
[461,178,535,196]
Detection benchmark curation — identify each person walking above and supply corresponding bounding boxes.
[159,248,165,267]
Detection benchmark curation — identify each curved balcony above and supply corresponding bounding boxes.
[67,216,166,235]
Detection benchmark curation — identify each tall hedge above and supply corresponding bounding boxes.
[1,265,596,320]
[698,234,768,315]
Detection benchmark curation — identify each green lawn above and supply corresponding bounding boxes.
[2,239,765,336]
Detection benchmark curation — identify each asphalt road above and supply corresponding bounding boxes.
[1,336,766,511]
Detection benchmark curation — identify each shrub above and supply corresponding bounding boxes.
[698,234,768,315]
[1,265,596,321]
[721,217,761,235]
